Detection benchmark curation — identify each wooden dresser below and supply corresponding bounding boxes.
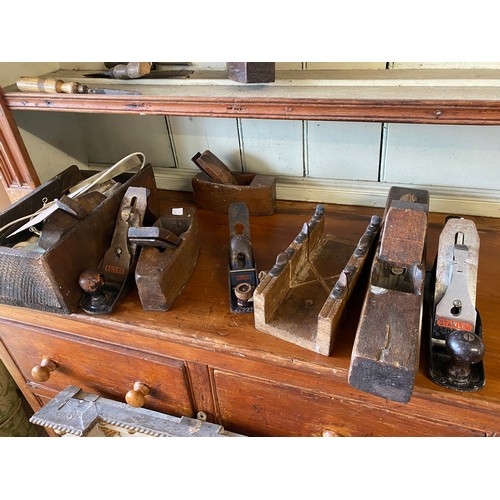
[0,191,498,437]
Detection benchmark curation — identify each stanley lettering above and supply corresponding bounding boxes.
[436,318,474,331]
[104,264,125,275]
[236,273,252,282]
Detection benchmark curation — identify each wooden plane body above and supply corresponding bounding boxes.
[348,187,430,404]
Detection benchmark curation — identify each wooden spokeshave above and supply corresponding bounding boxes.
[253,205,381,355]
[348,186,429,404]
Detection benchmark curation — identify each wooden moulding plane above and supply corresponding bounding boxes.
[191,150,276,215]
[253,205,381,355]
[348,186,430,404]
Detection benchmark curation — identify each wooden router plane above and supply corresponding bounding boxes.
[348,186,430,404]
[253,205,381,355]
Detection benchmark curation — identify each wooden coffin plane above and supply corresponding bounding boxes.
[253,205,381,355]
[133,207,199,312]
[191,150,276,215]
[348,186,429,404]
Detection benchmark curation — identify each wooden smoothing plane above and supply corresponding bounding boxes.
[427,217,485,392]
[131,206,199,312]
[191,150,276,215]
[348,186,429,404]
[253,205,381,355]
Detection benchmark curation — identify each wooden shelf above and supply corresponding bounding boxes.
[4,67,500,204]
[4,68,500,124]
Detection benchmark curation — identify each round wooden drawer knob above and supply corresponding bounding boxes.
[125,381,151,408]
[31,357,58,382]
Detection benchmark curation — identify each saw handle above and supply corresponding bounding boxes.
[16,77,81,94]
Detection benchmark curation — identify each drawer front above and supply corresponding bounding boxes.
[214,370,485,437]
[0,324,193,418]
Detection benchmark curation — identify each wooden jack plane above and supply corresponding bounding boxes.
[348,186,430,404]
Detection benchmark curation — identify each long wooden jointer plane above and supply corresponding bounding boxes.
[348,186,429,404]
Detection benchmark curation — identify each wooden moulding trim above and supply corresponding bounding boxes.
[5,93,500,124]
[0,89,40,192]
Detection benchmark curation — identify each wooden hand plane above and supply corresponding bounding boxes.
[132,207,200,312]
[348,186,429,404]
[78,186,149,315]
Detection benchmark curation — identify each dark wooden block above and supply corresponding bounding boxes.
[191,171,276,215]
[135,207,199,312]
[348,186,429,404]
[226,63,275,83]
[0,164,159,314]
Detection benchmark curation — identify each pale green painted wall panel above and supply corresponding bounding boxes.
[240,119,303,176]
[307,121,381,180]
[76,114,175,167]
[382,123,500,189]
[0,62,60,88]
[306,62,386,69]
[392,62,500,69]
[168,116,241,171]
[13,110,89,183]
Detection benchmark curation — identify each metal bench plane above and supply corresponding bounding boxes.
[228,202,258,313]
[427,217,484,392]
[78,186,150,314]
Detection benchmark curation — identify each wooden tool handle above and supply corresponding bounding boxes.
[16,77,79,93]
[107,62,152,79]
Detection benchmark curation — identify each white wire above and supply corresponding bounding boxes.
[0,152,146,237]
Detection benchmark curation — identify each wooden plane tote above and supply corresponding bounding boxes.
[253,204,381,355]
[348,186,430,404]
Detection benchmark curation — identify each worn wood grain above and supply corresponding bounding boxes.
[135,207,199,311]
[191,171,276,215]
[0,88,40,199]
[348,188,430,404]
[0,192,498,436]
[0,164,159,314]
[254,206,380,355]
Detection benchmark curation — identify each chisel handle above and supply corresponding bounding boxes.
[16,77,80,94]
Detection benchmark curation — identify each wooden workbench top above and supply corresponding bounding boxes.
[0,191,499,417]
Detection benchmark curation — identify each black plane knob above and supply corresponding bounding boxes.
[445,330,485,384]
